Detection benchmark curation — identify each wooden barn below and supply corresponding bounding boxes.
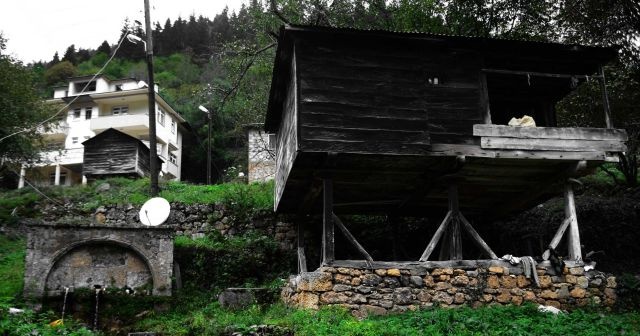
[82,128,163,181]
[265,25,628,269]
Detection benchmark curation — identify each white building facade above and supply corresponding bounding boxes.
[246,124,276,183]
[19,75,186,188]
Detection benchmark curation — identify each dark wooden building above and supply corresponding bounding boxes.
[266,25,627,267]
[82,128,162,181]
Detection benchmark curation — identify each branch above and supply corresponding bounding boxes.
[270,0,291,24]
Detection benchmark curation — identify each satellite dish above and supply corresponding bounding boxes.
[139,197,171,226]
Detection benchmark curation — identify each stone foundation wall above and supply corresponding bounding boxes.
[282,263,617,317]
[34,202,296,250]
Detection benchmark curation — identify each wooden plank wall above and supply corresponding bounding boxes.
[137,142,151,176]
[83,134,139,177]
[295,39,483,151]
[274,54,299,208]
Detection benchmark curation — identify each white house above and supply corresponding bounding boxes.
[246,123,276,183]
[18,75,187,188]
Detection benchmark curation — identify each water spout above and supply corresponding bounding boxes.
[61,287,69,322]
[93,285,102,331]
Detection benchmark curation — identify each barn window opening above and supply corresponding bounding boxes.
[74,81,96,93]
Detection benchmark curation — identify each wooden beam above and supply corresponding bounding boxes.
[429,143,614,161]
[297,220,307,273]
[481,68,603,80]
[542,217,572,261]
[473,124,627,141]
[479,72,492,124]
[322,178,334,265]
[480,137,626,152]
[598,66,613,129]
[565,183,582,261]
[459,213,498,259]
[419,210,452,262]
[327,259,585,270]
[332,213,374,267]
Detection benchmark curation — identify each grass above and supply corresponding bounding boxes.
[0,235,25,305]
[0,178,274,216]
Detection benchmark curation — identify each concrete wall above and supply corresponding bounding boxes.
[23,223,174,299]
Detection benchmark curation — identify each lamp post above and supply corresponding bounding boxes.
[199,105,212,185]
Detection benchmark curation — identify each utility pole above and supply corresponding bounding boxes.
[198,105,212,184]
[144,0,159,196]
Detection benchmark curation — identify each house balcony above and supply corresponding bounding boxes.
[40,121,69,141]
[90,114,149,136]
[38,148,84,166]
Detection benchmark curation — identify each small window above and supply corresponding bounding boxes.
[157,109,165,126]
[169,153,177,165]
[73,108,81,119]
[115,84,123,91]
[268,134,276,150]
[171,119,176,134]
[112,106,128,115]
[85,107,92,120]
[49,172,67,185]
[71,137,78,144]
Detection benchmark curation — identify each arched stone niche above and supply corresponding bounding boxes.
[45,243,153,294]
[23,222,173,299]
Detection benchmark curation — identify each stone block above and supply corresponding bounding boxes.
[569,267,584,275]
[570,287,586,298]
[333,284,351,292]
[218,290,255,309]
[482,294,493,302]
[298,272,333,292]
[410,276,423,287]
[432,292,454,305]
[334,274,352,285]
[576,277,589,289]
[297,292,319,309]
[393,287,414,305]
[379,300,394,308]
[362,274,382,287]
[387,269,401,277]
[454,293,466,304]
[500,275,517,289]
[516,275,530,288]
[545,300,561,309]
[487,275,500,289]
[375,269,387,276]
[523,291,536,302]
[337,267,351,275]
[539,275,552,288]
[488,266,504,274]
[540,290,558,299]
[438,275,451,281]
[496,290,512,303]
[511,296,523,306]
[416,291,431,302]
[565,274,577,284]
[435,282,452,290]
[606,277,617,288]
[351,294,367,304]
[360,305,387,316]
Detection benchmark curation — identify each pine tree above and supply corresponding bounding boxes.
[97,40,111,55]
[62,44,77,65]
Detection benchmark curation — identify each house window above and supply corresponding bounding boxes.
[171,119,176,134]
[71,137,78,144]
[73,108,81,119]
[157,109,165,126]
[169,153,177,165]
[74,81,96,93]
[49,172,67,186]
[112,106,128,115]
[85,107,92,120]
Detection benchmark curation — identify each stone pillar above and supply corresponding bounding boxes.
[54,164,61,186]
[18,166,26,189]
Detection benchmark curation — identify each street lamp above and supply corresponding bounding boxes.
[126,34,147,51]
[199,105,212,185]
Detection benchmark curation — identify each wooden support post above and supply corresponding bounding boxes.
[599,66,613,129]
[419,211,452,262]
[322,178,334,265]
[333,213,374,267]
[297,220,307,273]
[542,217,572,260]
[565,183,582,261]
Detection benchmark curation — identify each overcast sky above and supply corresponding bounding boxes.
[0,0,247,63]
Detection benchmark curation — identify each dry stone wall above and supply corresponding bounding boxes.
[282,264,617,318]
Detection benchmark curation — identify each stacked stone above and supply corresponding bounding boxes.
[281,265,617,318]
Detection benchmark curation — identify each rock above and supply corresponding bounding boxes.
[500,276,517,288]
[387,269,401,277]
[362,274,382,287]
[95,213,106,224]
[384,277,400,287]
[570,287,586,298]
[606,277,617,288]
[565,274,577,284]
[320,292,349,304]
[489,266,504,274]
[96,183,110,192]
[516,275,530,288]
[569,267,584,275]
[435,282,452,290]
[487,275,500,289]
[360,305,387,316]
[379,300,394,308]
[416,291,431,302]
[351,294,367,304]
[298,272,333,292]
[351,277,362,286]
[218,290,254,309]
[410,276,423,287]
[451,275,469,286]
[333,284,351,292]
[604,288,617,300]
[511,296,523,306]
[590,278,603,287]
[539,275,552,288]
[576,277,589,289]
[356,286,373,294]
[545,300,562,309]
[297,292,319,309]
[393,288,413,305]
[523,291,536,302]
[375,269,387,276]
[496,291,512,303]
[423,276,435,288]
[432,292,454,305]
[482,294,493,302]
[337,267,351,275]
[540,290,558,299]
[454,293,466,304]
[557,285,570,299]
[334,274,352,284]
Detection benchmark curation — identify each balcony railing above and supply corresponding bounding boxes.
[39,148,84,166]
[90,114,149,132]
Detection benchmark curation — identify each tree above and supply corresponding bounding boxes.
[62,44,77,65]
[97,40,111,55]
[0,34,56,168]
[44,61,76,86]
[49,52,60,67]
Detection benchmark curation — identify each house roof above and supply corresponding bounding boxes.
[82,128,165,163]
[265,24,618,132]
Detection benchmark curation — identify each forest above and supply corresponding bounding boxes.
[5,0,640,184]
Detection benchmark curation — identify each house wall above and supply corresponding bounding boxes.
[275,55,299,208]
[248,129,276,183]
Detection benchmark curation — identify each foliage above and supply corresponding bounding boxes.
[0,35,57,166]
[43,60,77,86]
[174,230,294,290]
[0,236,25,305]
[0,306,95,336]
